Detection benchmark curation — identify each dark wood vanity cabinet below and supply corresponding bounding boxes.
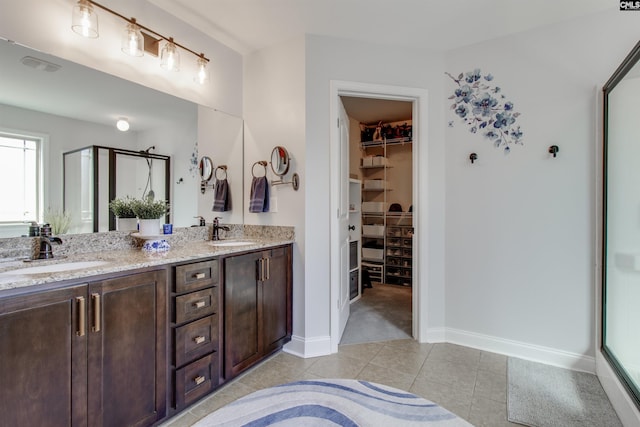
[170,259,221,411]
[0,269,167,427]
[223,245,292,379]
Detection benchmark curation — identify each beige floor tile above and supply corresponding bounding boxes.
[369,344,429,376]
[410,378,473,420]
[236,358,299,389]
[337,342,384,361]
[189,380,256,419]
[468,396,522,427]
[305,352,368,379]
[418,358,478,393]
[382,338,434,357]
[158,410,200,427]
[356,363,416,391]
[427,343,481,367]
[473,369,507,403]
[269,351,319,373]
[479,351,507,375]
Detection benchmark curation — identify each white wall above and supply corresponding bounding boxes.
[304,35,447,352]
[444,9,640,367]
[243,37,307,341]
[0,0,243,115]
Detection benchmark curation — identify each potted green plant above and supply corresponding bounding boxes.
[109,196,138,232]
[131,197,168,235]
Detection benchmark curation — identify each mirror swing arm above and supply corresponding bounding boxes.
[269,146,300,191]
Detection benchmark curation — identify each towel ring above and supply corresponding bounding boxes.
[215,165,228,180]
[252,161,267,178]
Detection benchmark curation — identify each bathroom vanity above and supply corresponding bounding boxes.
[0,235,293,426]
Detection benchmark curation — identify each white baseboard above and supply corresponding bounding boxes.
[425,327,446,343]
[441,327,596,374]
[283,334,331,358]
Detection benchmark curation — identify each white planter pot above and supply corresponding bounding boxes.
[138,218,161,236]
[116,217,138,232]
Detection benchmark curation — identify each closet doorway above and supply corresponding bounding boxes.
[340,95,414,346]
[329,80,428,354]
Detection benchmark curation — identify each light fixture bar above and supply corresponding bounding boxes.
[84,0,209,63]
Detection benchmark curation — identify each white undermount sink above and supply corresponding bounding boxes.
[0,260,110,276]
[209,240,256,247]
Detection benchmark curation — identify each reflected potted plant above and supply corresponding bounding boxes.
[109,196,138,232]
[131,197,168,236]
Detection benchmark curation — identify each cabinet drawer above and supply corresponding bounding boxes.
[175,315,218,368]
[175,260,219,293]
[175,353,218,409]
[175,287,217,324]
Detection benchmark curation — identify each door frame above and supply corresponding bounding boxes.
[329,80,429,353]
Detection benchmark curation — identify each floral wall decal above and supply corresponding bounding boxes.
[446,69,523,153]
[189,141,199,177]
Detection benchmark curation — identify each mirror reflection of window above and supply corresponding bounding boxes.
[0,132,42,237]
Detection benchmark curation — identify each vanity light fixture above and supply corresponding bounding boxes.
[121,18,144,57]
[70,0,210,83]
[160,38,180,72]
[195,54,210,85]
[71,0,99,38]
[116,118,130,132]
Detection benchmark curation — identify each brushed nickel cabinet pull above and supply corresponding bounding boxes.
[193,300,206,309]
[192,272,205,279]
[194,335,205,344]
[91,293,101,332]
[266,257,270,281]
[194,375,205,385]
[76,296,86,337]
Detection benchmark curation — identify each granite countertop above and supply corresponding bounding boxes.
[0,237,293,293]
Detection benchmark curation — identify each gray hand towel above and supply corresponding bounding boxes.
[212,179,231,211]
[249,176,269,213]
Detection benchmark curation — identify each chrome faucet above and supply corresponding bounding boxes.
[212,217,230,241]
[39,236,63,259]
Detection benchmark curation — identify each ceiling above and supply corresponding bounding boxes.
[149,0,615,55]
[341,97,412,125]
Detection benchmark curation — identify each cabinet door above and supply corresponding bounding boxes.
[0,285,87,427]
[224,251,262,378]
[262,246,292,354]
[87,270,167,427]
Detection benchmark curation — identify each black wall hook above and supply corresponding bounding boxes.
[548,145,559,158]
[469,153,478,164]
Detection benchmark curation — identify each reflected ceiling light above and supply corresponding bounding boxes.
[195,54,209,85]
[71,0,99,38]
[121,18,144,57]
[70,0,210,84]
[160,38,180,72]
[116,118,130,132]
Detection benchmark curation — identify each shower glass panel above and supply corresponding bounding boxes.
[602,41,640,409]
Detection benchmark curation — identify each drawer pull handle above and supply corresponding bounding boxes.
[192,272,206,279]
[91,293,101,333]
[193,300,206,309]
[194,335,205,344]
[194,375,206,385]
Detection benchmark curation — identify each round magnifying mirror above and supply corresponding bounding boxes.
[270,146,290,176]
[199,156,213,181]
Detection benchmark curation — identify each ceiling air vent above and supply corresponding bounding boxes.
[20,56,61,72]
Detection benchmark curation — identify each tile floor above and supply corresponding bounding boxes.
[160,340,522,427]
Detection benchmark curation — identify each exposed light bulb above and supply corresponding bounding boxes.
[160,38,180,72]
[195,55,209,85]
[121,19,144,57]
[116,118,130,132]
[71,0,98,38]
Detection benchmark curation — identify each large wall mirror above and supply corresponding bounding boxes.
[0,39,243,237]
[602,40,640,410]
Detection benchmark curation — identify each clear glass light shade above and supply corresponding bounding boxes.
[121,21,144,57]
[71,0,98,38]
[195,57,210,85]
[160,40,180,72]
